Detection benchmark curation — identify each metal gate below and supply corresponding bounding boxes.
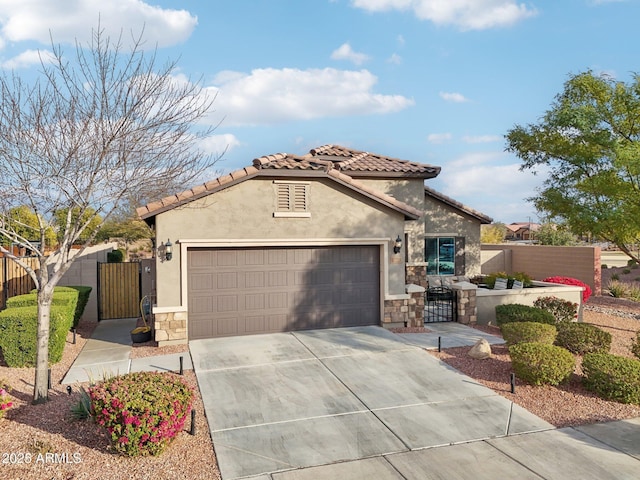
[97,262,141,320]
[424,287,457,323]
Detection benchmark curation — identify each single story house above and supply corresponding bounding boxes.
[137,145,492,345]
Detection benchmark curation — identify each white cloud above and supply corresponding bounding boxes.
[439,91,469,103]
[435,151,548,222]
[330,43,370,65]
[397,34,405,46]
[0,0,197,51]
[206,67,414,126]
[1,48,54,69]
[462,134,502,143]
[199,134,240,156]
[387,53,402,64]
[350,0,537,30]
[427,132,452,143]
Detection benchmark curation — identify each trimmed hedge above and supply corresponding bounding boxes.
[501,322,557,346]
[509,342,575,386]
[0,285,92,367]
[583,353,640,404]
[555,322,611,355]
[0,304,74,367]
[495,304,556,326]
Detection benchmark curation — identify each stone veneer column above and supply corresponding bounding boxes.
[405,263,428,289]
[383,284,425,328]
[451,282,477,325]
[152,307,188,346]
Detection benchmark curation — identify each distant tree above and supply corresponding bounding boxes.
[0,26,219,403]
[481,223,507,244]
[506,71,640,263]
[54,207,102,245]
[3,205,57,249]
[535,223,577,246]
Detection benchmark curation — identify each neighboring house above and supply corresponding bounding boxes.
[137,145,492,344]
[505,222,540,241]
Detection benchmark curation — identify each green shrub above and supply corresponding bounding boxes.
[107,249,125,263]
[485,271,532,289]
[0,304,74,367]
[509,342,575,386]
[583,353,640,404]
[501,322,557,346]
[89,372,194,456]
[495,304,556,326]
[627,259,638,267]
[623,268,632,275]
[533,296,578,323]
[601,264,608,269]
[18,286,92,328]
[555,322,611,355]
[610,273,620,281]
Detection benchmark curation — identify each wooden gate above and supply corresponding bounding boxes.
[98,262,141,320]
[0,257,39,310]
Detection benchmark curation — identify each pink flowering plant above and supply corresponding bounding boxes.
[89,372,193,456]
[0,379,13,418]
[543,276,592,303]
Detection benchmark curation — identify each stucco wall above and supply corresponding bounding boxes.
[154,177,407,308]
[423,195,483,276]
[481,244,601,295]
[56,242,117,322]
[356,178,425,264]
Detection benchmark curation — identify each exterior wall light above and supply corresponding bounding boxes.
[159,239,173,261]
[393,235,402,254]
[164,239,173,261]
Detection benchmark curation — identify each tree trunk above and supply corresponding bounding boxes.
[33,287,53,404]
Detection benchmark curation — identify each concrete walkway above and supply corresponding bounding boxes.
[63,320,640,479]
[61,318,192,384]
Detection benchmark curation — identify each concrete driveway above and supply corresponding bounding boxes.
[190,326,552,479]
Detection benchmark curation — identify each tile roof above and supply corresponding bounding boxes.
[137,145,431,220]
[251,145,440,177]
[424,185,493,224]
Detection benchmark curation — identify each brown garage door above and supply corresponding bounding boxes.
[187,246,380,339]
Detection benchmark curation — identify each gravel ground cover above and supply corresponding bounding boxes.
[433,296,640,428]
[0,319,219,480]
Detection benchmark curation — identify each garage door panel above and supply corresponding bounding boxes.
[244,271,265,288]
[216,250,239,266]
[216,272,238,289]
[244,293,265,310]
[267,271,288,287]
[188,246,380,339]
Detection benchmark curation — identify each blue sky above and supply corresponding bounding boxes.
[0,0,637,223]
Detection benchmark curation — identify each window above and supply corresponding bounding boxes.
[273,181,310,217]
[425,237,465,275]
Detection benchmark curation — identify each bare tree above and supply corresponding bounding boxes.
[0,26,219,403]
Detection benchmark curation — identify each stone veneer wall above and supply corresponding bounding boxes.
[406,264,428,289]
[153,310,188,346]
[383,285,425,328]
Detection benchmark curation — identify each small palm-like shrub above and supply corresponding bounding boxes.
[583,353,640,404]
[501,322,557,346]
[607,280,628,298]
[555,322,611,355]
[533,296,578,323]
[509,343,575,386]
[89,372,193,457]
[495,304,556,326]
[485,271,532,289]
[631,332,640,360]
